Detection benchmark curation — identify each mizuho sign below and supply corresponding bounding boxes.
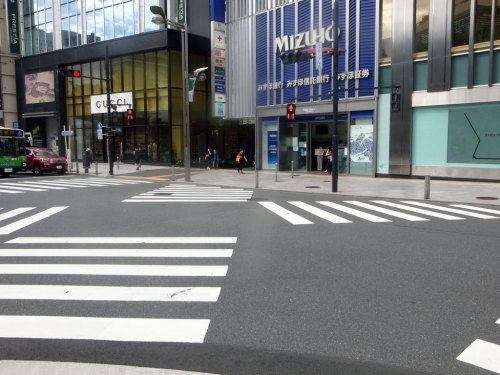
[91,92,133,114]
[275,25,340,54]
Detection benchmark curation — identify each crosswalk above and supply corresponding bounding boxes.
[123,184,254,203]
[259,200,500,225]
[0,177,153,195]
[0,236,236,343]
[457,318,500,373]
[0,206,68,235]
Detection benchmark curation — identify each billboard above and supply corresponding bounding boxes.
[24,71,55,104]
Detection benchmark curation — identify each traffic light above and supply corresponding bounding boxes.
[391,92,401,112]
[281,51,312,64]
[127,108,134,120]
[286,103,296,120]
[61,69,81,78]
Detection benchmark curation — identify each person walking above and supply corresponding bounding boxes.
[236,149,247,174]
[212,148,218,169]
[205,148,212,170]
[325,146,332,174]
[134,145,142,170]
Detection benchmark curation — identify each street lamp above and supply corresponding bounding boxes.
[150,5,192,181]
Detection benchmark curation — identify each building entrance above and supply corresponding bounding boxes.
[279,118,348,172]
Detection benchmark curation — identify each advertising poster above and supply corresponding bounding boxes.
[268,131,278,164]
[349,124,373,162]
[24,71,55,104]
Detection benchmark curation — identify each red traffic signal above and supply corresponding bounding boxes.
[286,103,296,120]
[61,69,81,77]
[127,108,134,120]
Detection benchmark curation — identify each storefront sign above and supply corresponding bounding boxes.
[177,0,186,24]
[268,131,278,164]
[7,0,20,54]
[211,20,226,117]
[275,25,339,54]
[91,92,133,114]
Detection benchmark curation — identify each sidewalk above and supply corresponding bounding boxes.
[75,162,500,205]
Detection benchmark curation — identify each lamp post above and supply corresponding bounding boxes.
[331,0,339,192]
[150,5,192,181]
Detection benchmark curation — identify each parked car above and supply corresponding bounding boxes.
[25,147,68,175]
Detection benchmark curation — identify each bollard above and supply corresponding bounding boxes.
[424,175,431,199]
[116,158,120,170]
[291,160,294,178]
[275,163,278,182]
[95,162,98,175]
[76,162,79,174]
[171,165,175,181]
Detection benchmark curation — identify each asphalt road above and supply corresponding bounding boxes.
[0,172,499,375]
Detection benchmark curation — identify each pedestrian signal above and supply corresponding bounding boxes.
[391,92,401,112]
[286,103,296,120]
[61,69,81,77]
[127,108,134,120]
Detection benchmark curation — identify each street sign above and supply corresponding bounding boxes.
[97,122,103,129]
[97,128,103,140]
[61,130,74,136]
[115,127,122,133]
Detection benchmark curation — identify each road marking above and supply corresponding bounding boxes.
[401,201,499,219]
[0,264,228,276]
[457,339,500,373]
[10,182,68,190]
[0,207,68,235]
[0,207,36,222]
[258,201,313,225]
[0,184,45,191]
[6,236,237,244]
[451,204,500,215]
[0,316,210,343]
[371,200,465,220]
[289,201,352,223]
[317,201,391,222]
[0,285,221,302]
[0,248,234,258]
[0,189,23,194]
[123,199,249,202]
[344,201,428,221]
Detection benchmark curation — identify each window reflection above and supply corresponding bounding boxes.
[380,0,392,59]
[453,0,470,47]
[475,0,491,43]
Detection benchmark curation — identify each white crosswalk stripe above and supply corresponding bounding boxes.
[0,207,68,235]
[123,184,254,202]
[259,200,500,225]
[457,318,500,373]
[0,236,236,343]
[0,177,153,195]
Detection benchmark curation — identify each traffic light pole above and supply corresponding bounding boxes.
[105,46,114,175]
[332,0,339,193]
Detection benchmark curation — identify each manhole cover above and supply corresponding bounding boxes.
[476,196,499,200]
[305,186,320,188]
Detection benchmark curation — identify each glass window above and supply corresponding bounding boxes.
[91,61,102,94]
[104,6,113,39]
[61,3,68,18]
[380,0,392,58]
[87,11,95,41]
[114,3,123,37]
[95,8,104,41]
[144,0,155,32]
[496,0,500,40]
[170,50,182,89]
[134,54,145,90]
[86,0,94,12]
[158,50,168,88]
[46,22,53,50]
[62,18,70,48]
[95,0,103,9]
[475,0,492,43]
[112,58,123,92]
[122,56,133,91]
[46,7,52,22]
[69,0,77,16]
[145,52,156,89]
[124,1,134,35]
[134,0,139,33]
[453,0,470,47]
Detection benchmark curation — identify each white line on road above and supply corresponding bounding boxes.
[289,201,352,223]
[401,201,499,219]
[344,201,428,221]
[317,201,391,222]
[0,316,210,343]
[258,201,313,225]
[451,204,500,216]
[372,200,465,220]
[0,207,68,235]
[0,285,221,302]
[123,199,249,203]
[0,264,228,277]
[457,339,500,373]
[0,207,36,222]
[6,236,238,244]
[0,248,234,258]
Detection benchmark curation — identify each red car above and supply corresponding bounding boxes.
[26,147,68,175]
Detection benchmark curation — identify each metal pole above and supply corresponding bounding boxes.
[255,115,259,188]
[331,0,339,193]
[106,46,114,175]
[291,160,294,178]
[182,24,191,182]
[424,175,431,199]
[275,162,278,182]
[95,161,98,175]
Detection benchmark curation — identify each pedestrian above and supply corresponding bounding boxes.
[316,145,324,171]
[205,148,212,170]
[134,145,142,170]
[325,146,332,174]
[83,146,93,173]
[236,149,247,174]
[212,148,218,169]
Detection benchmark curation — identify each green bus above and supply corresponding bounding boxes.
[0,127,27,177]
